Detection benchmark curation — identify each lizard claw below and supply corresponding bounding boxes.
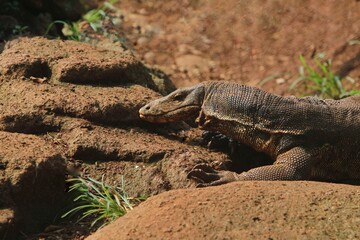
[187,163,239,187]
[191,163,218,173]
[187,164,220,183]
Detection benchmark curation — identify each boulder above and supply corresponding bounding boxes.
[87,181,360,240]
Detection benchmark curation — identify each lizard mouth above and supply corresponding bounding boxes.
[139,105,200,123]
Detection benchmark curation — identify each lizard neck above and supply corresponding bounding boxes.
[198,81,275,153]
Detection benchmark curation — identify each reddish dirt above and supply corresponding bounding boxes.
[116,0,360,93]
[0,131,66,239]
[0,37,228,239]
[0,0,360,239]
[87,181,360,240]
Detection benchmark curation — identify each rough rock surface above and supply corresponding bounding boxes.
[87,181,360,240]
[0,37,221,238]
[0,131,66,239]
[0,37,163,90]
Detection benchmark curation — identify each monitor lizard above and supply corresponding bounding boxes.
[139,81,360,187]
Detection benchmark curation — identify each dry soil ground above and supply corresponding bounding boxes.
[0,0,360,239]
[117,0,360,92]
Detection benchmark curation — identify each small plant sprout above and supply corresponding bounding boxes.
[12,25,28,35]
[45,0,120,41]
[45,20,82,41]
[290,54,360,99]
[82,8,106,32]
[62,175,144,228]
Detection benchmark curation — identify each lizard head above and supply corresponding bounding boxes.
[139,84,205,123]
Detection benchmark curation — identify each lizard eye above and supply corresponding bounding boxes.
[173,93,185,101]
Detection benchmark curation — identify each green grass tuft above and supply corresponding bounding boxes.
[62,175,144,228]
[290,54,359,99]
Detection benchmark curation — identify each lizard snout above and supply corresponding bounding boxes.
[139,102,162,120]
[139,104,150,118]
[139,100,173,123]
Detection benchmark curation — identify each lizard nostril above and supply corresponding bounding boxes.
[145,105,151,110]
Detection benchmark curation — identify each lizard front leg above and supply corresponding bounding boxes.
[188,147,315,187]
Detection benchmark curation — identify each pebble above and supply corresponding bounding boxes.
[137,37,149,45]
[144,51,155,62]
[275,78,285,85]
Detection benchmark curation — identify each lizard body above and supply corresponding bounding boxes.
[139,81,360,186]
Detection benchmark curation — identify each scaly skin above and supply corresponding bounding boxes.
[139,81,360,187]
